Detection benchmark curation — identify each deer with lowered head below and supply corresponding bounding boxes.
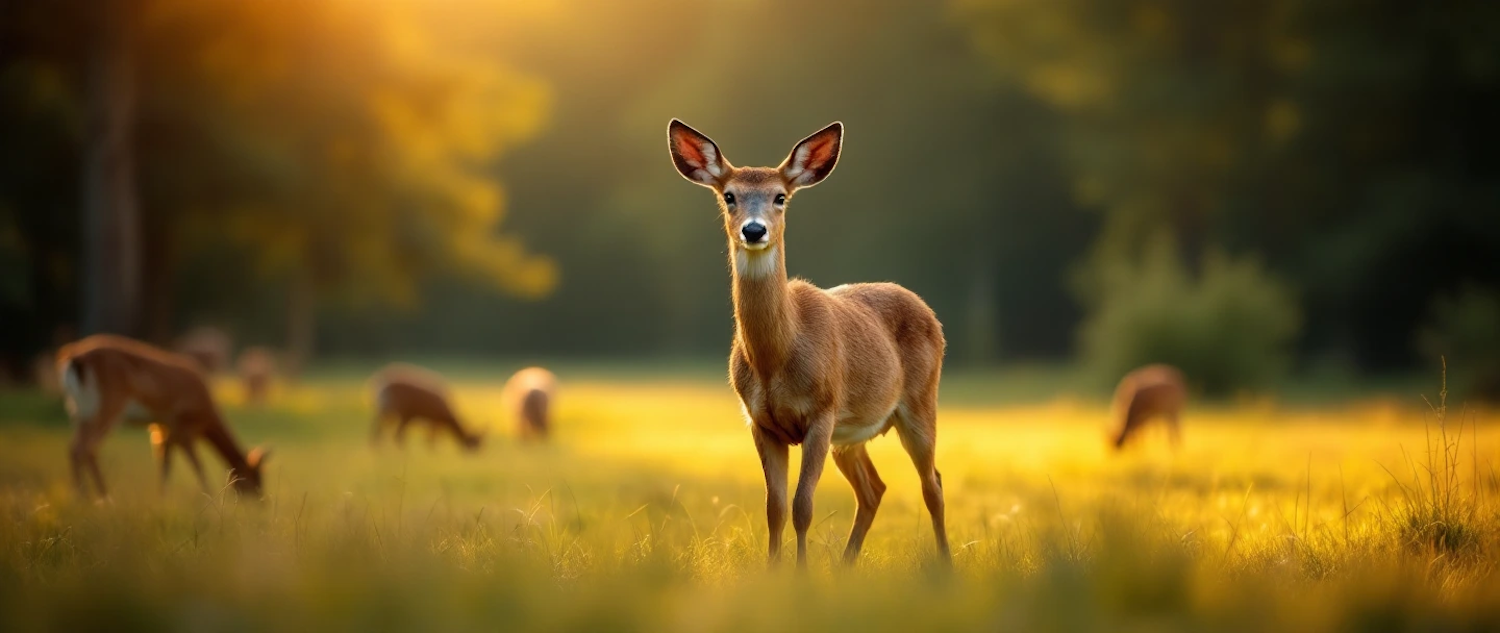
[57,334,270,499]
[370,363,484,451]
[1109,364,1186,450]
[668,119,950,567]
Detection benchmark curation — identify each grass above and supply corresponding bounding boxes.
[0,362,1498,631]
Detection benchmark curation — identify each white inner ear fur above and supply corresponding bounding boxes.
[698,142,724,178]
[782,144,811,184]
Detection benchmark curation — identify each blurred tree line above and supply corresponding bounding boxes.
[1,0,1496,395]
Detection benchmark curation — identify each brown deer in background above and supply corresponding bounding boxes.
[57,335,270,498]
[237,347,277,407]
[175,326,232,374]
[370,364,483,451]
[504,367,556,441]
[1109,364,1186,450]
[668,120,950,567]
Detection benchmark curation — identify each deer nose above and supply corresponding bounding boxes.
[741,221,768,243]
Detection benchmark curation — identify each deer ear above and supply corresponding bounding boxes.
[780,122,842,189]
[668,119,730,187]
[247,446,271,469]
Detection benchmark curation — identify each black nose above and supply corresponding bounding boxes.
[742,222,768,242]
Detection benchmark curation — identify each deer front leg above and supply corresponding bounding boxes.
[150,424,173,494]
[751,425,789,565]
[793,412,836,568]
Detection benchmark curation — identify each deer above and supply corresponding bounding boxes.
[57,334,271,499]
[369,364,484,451]
[175,326,232,374]
[1109,364,1186,450]
[503,367,556,441]
[668,119,950,567]
[236,346,277,407]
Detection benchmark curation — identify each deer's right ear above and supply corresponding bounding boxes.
[668,119,730,188]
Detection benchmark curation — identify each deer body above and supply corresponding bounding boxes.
[670,120,949,566]
[370,364,482,451]
[504,367,556,441]
[57,334,268,498]
[1110,364,1186,449]
[237,346,277,407]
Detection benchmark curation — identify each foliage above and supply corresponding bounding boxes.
[1078,234,1300,396]
[956,0,1500,369]
[2,367,1500,629]
[1418,286,1500,402]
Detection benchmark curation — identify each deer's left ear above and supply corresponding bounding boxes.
[780,122,842,189]
[668,119,731,187]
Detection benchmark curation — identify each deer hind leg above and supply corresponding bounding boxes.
[752,425,790,565]
[394,416,414,447]
[832,443,885,565]
[894,402,951,563]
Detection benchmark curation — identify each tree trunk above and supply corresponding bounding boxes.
[963,245,999,364]
[81,0,142,336]
[286,274,316,379]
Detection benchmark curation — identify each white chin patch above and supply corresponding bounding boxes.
[741,240,770,251]
[735,245,778,279]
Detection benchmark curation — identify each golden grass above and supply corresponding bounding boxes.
[0,367,1498,631]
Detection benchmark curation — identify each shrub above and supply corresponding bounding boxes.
[1417,285,1500,403]
[1078,235,1300,397]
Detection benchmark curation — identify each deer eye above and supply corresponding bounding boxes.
[723,192,736,205]
[774,193,786,206]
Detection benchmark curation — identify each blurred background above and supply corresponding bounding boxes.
[1,0,1497,400]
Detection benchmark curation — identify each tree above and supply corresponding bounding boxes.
[143,0,556,363]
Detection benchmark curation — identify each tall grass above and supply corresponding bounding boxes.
[0,367,1498,630]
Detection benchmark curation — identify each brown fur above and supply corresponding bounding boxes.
[504,367,556,441]
[669,119,950,566]
[56,334,269,498]
[175,326,232,374]
[1110,364,1187,450]
[370,364,483,451]
[237,346,277,407]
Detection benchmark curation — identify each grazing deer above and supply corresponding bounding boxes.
[237,346,277,407]
[175,326,232,374]
[668,120,949,567]
[57,334,270,498]
[504,367,556,441]
[370,364,483,451]
[1109,364,1186,450]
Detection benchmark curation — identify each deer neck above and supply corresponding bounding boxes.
[201,419,253,478]
[732,243,795,370]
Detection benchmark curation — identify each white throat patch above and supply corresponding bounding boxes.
[735,245,779,280]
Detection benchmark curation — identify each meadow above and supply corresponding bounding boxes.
[0,362,1498,631]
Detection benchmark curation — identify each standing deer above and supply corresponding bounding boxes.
[1109,364,1186,450]
[503,367,556,441]
[370,364,483,451]
[237,346,277,407]
[668,120,949,566]
[57,334,270,498]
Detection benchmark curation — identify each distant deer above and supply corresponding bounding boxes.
[370,364,483,451]
[175,326,232,374]
[237,347,277,407]
[668,120,949,567]
[504,367,556,441]
[1109,364,1186,450]
[57,334,271,498]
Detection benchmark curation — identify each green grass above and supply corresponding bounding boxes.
[0,363,1498,631]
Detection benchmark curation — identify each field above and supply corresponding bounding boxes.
[1,362,1498,631]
